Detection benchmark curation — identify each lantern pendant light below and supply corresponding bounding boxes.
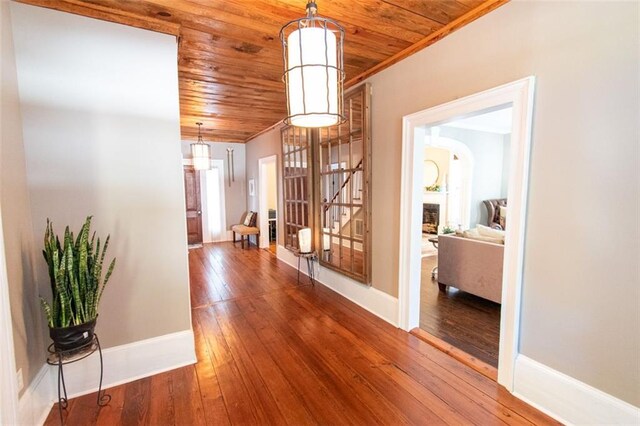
[280,1,345,128]
[191,122,211,170]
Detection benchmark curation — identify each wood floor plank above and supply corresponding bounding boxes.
[147,370,176,426]
[192,313,231,425]
[235,297,361,426]
[169,366,207,426]
[258,293,417,425]
[95,385,125,426]
[43,242,557,426]
[195,308,261,424]
[212,301,317,425]
[120,376,151,426]
[284,289,494,425]
[265,290,456,425]
[207,302,287,425]
[293,283,558,425]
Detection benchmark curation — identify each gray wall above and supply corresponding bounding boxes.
[439,127,508,227]
[181,141,247,228]
[245,127,284,246]
[363,0,638,405]
[1,1,44,397]
[11,4,192,349]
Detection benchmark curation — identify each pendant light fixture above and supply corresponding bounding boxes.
[280,1,345,128]
[191,122,211,170]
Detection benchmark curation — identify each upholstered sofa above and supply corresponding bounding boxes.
[437,233,504,304]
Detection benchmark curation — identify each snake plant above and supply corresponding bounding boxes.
[40,216,116,328]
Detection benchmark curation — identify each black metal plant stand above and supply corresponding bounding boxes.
[46,334,111,425]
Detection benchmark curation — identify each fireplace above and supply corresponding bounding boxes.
[422,203,439,234]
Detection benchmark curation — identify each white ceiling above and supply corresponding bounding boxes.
[443,107,513,134]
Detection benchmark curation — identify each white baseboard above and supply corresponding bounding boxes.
[276,245,398,326]
[18,365,53,426]
[204,230,233,244]
[17,329,196,425]
[513,355,640,425]
[61,329,196,400]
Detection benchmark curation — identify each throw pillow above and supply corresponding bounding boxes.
[463,233,504,245]
[243,212,254,226]
[477,224,506,240]
[499,206,507,229]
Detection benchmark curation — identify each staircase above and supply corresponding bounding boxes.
[323,159,363,236]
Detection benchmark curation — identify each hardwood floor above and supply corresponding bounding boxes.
[44,242,557,425]
[420,255,502,367]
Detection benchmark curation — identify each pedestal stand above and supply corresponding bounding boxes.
[46,334,111,424]
[296,251,317,286]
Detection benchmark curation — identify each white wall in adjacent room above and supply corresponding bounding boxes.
[438,127,508,227]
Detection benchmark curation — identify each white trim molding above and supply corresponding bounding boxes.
[258,155,278,249]
[17,329,196,425]
[18,365,52,426]
[277,245,398,326]
[513,355,640,425]
[0,208,20,425]
[397,77,536,391]
[59,330,196,400]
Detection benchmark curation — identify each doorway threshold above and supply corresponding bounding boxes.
[410,328,497,381]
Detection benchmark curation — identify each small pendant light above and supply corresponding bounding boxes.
[280,1,345,128]
[191,122,211,170]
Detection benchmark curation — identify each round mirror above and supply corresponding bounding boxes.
[423,160,440,188]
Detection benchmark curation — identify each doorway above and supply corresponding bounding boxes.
[184,166,203,246]
[419,107,512,372]
[258,155,278,253]
[398,78,535,389]
[183,160,227,247]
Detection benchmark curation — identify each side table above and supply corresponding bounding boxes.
[46,334,111,424]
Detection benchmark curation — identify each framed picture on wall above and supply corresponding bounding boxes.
[249,179,255,196]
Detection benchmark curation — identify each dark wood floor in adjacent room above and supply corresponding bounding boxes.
[420,255,502,368]
[44,242,556,425]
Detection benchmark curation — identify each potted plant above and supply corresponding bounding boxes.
[40,216,116,352]
[441,226,456,235]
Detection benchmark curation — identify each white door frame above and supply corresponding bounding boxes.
[0,208,20,424]
[258,155,278,249]
[397,77,536,390]
[182,158,228,243]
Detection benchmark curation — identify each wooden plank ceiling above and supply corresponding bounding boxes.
[17,0,507,143]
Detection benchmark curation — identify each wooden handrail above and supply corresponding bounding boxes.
[323,158,363,213]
